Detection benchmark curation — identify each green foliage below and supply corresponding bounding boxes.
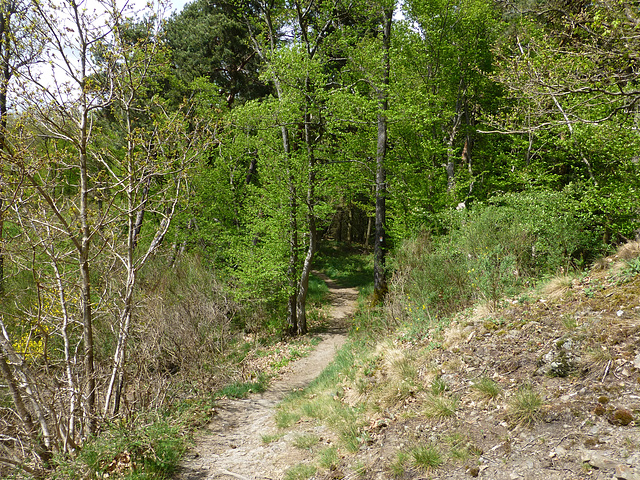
[215,373,269,399]
[508,385,543,426]
[52,412,196,479]
[471,377,501,400]
[283,463,317,480]
[410,443,443,470]
[617,258,640,284]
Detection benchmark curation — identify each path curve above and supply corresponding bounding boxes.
[174,273,358,480]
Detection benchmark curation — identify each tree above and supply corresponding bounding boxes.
[0,0,42,296]
[0,0,210,469]
[165,0,270,107]
[488,0,640,241]
[232,0,341,335]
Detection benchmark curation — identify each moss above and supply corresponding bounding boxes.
[609,408,634,426]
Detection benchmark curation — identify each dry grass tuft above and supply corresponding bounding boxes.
[376,342,418,384]
[615,241,640,261]
[370,342,422,407]
[541,275,574,300]
[469,303,495,323]
[442,322,465,350]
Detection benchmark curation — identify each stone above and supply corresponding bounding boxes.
[616,464,640,480]
[627,453,640,466]
[582,450,620,470]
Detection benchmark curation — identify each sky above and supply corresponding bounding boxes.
[23,0,191,95]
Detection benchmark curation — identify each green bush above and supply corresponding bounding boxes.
[53,415,188,479]
[392,188,606,317]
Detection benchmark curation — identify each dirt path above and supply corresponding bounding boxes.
[174,273,357,480]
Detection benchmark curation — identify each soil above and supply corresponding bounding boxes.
[174,273,357,480]
[176,251,640,480]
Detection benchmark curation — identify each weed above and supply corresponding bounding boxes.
[508,385,543,426]
[292,433,320,450]
[318,446,339,470]
[471,377,501,400]
[261,433,283,444]
[424,394,459,418]
[411,443,443,470]
[275,410,301,429]
[283,463,317,480]
[389,451,409,477]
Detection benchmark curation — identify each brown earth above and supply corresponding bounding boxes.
[331,250,640,480]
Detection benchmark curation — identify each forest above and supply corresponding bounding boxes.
[0,0,638,477]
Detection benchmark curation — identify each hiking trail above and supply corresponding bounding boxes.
[174,272,357,480]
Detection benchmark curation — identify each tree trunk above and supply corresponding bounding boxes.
[286,172,298,334]
[374,5,393,303]
[296,82,318,336]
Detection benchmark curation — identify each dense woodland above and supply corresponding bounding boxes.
[0,0,638,476]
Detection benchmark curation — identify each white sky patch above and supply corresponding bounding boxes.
[19,0,186,99]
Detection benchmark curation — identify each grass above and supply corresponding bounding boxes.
[275,410,301,429]
[471,377,501,400]
[353,460,367,477]
[52,404,211,480]
[307,273,330,305]
[292,433,320,450]
[215,373,269,399]
[283,463,317,480]
[588,346,613,365]
[318,446,339,469]
[273,340,369,455]
[314,242,374,289]
[389,451,409,477]
[424,394,459,418]
[445,433,481,462]
[261,433,284,444]
[430,376,447,396]
[411,443,443,471]
[508,385,543,426]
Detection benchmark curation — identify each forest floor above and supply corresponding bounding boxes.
[173,272,357,480]
[175,249,640,480]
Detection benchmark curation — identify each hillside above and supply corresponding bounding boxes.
[258,242,640,480]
